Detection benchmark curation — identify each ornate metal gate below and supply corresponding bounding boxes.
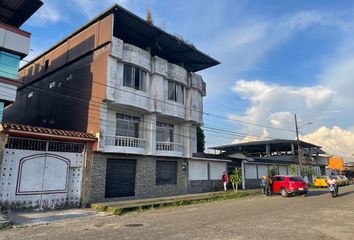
[0,137,84,210]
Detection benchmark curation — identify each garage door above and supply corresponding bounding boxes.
[105,159,136,198]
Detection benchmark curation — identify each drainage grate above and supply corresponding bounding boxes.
[125,223,144,228]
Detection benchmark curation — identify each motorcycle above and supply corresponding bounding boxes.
[329,184,338,198]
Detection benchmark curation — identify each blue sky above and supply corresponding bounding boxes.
[21,0,354,160]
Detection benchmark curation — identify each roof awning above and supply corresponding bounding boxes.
[210,139,322,153]
[0,123,97,142]
[113,5,219,72]
[0,0,43,28]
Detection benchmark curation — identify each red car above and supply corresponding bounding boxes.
[272,175,308,197]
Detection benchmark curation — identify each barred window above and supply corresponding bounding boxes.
[156,161,177,185]
[156,122,174,142]
[116,113,140,138]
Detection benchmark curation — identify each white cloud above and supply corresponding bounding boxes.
[232,128,270,144]
[228,79,335,139]
[204,10,342,98]
[27,1,61,26]
[301,126,354,162]
[72,0,129,19]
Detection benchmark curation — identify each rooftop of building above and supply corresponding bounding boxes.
[210,139,322,153]
[20,4,220,73]
[0,0,43,28]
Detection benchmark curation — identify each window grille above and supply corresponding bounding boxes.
[5,137,84,153]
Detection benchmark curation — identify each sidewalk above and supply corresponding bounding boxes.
[91,189,260,215]
[2,209,105,228]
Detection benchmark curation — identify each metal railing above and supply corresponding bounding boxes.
[5,137,84,153]
[105,136,145,148]
[156,142,184,152]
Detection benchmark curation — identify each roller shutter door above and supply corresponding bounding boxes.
[105,159,136,198]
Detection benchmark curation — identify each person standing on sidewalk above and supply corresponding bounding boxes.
[260,176,267,195]
[266,175,273,196]
[222,171,229,191]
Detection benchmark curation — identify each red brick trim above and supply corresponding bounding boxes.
[0,76,21,87]
[0,22,31,38]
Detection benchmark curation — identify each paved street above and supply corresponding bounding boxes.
[1,185,354,240]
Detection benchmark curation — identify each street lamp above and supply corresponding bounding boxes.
[294,115,312,174]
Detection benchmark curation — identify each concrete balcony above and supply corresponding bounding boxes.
[103,136,146,155]
[155,142,184,157]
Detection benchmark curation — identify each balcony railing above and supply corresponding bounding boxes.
[156,142,184,152]
[105,136,145,149]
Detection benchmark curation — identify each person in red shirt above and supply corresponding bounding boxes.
[222,171,229,191]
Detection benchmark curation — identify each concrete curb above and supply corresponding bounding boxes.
[91,190,260,215]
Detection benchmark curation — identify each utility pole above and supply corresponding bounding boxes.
[294,114,303,175]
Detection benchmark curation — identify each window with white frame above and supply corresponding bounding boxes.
[156,122,174,142]
[168,81,184,104]
[123,64,146,91]
[116,113,140,138]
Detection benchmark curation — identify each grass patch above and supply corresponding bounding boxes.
[98,191,259,216]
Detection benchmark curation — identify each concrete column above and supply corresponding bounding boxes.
[81,142,93,207]
[266,144,270,156]
[181,122,192,158]
[291,143,295,157]
[145,113,156,155]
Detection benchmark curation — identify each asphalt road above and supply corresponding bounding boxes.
[1,184,354,240]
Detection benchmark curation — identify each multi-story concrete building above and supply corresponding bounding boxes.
[0,0,43,121]
[4,5,224,202]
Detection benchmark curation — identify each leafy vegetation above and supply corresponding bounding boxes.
[289,164,298,176]
[269,165,279,177]
[229,167,243,192]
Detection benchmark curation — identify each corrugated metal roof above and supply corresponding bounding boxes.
[0,0,43,27]
[1,122,96,141]
[210,139,321,152]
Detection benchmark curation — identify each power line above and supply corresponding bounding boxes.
[0,70,276,143]
[13,56,297,134]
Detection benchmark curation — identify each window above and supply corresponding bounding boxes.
[44,60,49,70]
[49,82,56,88]
[273,176,284,182]
[245,164,257,179]
[0,51,20,80]
[123,64,146,91]
[116,113,140,138]
[168,81,184,104]
[289,177,303,182]
[156,161,177,185]
[66,73,72,80]
[156,122,174,142]
[27,92,34,98]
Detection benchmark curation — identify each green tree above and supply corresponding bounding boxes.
[269,165,278,177]
[289,164,298,176]
[229,167,243,193]
[196,127,205,153]
[303,167,314,182]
